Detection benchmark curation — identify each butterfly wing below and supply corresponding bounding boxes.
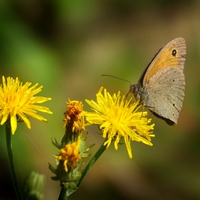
[140,37,186,86]
[139,37,186,124]
[143,66,185,124]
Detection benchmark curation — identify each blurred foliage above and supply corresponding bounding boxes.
[0,0,200,199]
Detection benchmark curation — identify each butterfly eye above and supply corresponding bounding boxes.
[172,49,177,57]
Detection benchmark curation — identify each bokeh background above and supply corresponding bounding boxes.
[0,0,200,199]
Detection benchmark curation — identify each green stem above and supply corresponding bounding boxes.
[58,183,68,200]
[77,140,107,187]
[5,124,23,200]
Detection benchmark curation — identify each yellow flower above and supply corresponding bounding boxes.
[55,136,81,172]
[0,76,52,134]
[85,87,155,158]
[63,100,85,133]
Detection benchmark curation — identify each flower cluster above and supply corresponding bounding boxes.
[50,100,89,185]
[1,74,156,199]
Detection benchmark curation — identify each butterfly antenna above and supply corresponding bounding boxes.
[102,74,131,84]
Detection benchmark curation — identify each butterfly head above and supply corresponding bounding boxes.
[127,83,142,101]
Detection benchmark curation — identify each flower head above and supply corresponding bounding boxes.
[0,76,52,134]
[85,87,155,158]
[64,100,85,133]
[55,136,81,172]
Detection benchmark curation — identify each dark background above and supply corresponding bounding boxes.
[0,0,200,199]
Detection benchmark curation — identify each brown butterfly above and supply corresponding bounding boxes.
[128,37,186,125]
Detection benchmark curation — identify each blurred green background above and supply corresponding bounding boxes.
[0,0,200,199]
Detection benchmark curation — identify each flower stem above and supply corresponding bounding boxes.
[77,140,107,187]
[58,183,68,200]
[5,123,23,200]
